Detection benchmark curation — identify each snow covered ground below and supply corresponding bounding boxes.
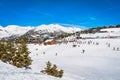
[81,28,120,38]
[0,38,120,80]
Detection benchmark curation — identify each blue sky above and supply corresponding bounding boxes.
[0,0,120,28]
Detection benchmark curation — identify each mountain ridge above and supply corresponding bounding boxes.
[0,24,81,38]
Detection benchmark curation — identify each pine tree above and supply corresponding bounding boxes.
[51,64,58,77]
[4,41,16,63]
[0,40,4,60]
[0,38,32,68]
[0,40,8,62]
[58,70,64,78]
[41,61,64,78]
[11,38,32,68]
[41,61,52,74]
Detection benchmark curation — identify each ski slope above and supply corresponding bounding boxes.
[0,38,120,80]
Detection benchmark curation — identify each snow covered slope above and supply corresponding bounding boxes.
[81,28,120,38]
[34,24,81,33]
[5,25,34,36]
[0,38,120,80]
[0,25,34,38]
[0,26,10,38]
[101,28,120,33]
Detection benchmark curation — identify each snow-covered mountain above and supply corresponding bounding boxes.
[4,25,34,36]
[0,26,10,38]
[1,24,120,39]
[0,24,81,38]
[34,24,81,33]
[0,25,34,38]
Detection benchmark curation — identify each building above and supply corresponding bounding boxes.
[44,39,57,45]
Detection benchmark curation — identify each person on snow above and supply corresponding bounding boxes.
[56,53,58,56]
[82,49,85,54]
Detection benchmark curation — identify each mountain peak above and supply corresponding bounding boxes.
[34,24,81,33]
[0,24,82,38]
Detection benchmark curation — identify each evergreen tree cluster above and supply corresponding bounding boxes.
[41,61,64,78]
[73,44,77,47]
[0,38,32,68]
[57,33,73,39]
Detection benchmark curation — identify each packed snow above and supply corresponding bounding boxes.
[0,38,120,80]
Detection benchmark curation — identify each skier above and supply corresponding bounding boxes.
[117,47,119,51]
[82,49,85,54]
[113,47,115,51]
[36,48,38,50]
[108,43,110,47]
[36,53,38,56]
[56,53,57,56]
[43,52,45,54]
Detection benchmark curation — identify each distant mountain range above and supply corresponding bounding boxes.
[0,24,81,39]
[1,24,120,40]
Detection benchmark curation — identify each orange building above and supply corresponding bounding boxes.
[44,39,57,45]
